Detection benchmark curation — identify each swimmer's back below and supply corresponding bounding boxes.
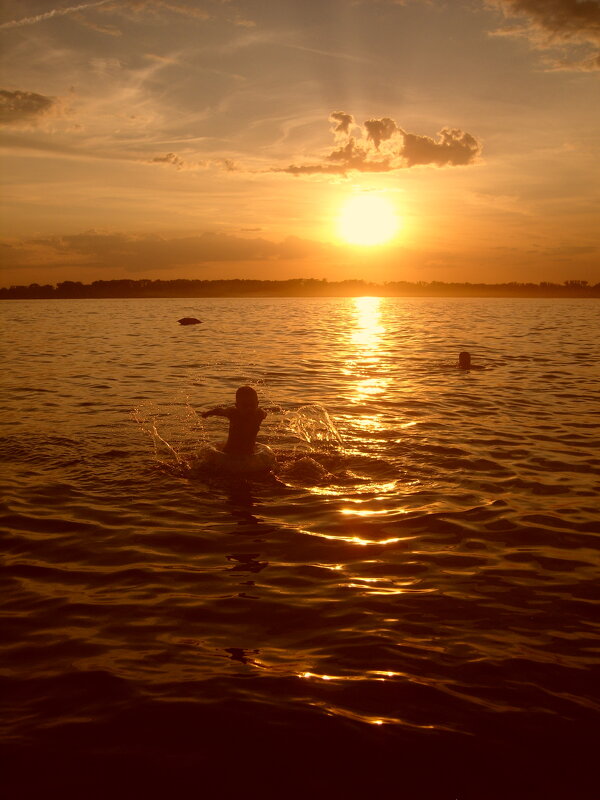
[223,406,267,456]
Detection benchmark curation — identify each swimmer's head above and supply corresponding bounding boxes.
[458,351,471,369]
[236,385,259,410]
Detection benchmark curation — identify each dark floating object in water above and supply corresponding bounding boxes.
[458,350,484,370]
[458,351,471,369]
[178,317,202,325]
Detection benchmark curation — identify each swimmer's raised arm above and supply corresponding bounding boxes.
[201,406,233,419]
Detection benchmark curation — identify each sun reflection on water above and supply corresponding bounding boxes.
[300,528,410,545]
[309,480,399,497]
[350,296,385,349]
[339,508,390,516]
[307,699,441,730]
[352,414,387,432]
[346,297,390,404]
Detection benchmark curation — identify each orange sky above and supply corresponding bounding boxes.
[1,0,599,287]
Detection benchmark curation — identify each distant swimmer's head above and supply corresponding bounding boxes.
[458,351,471,369]
[236,385,259,411]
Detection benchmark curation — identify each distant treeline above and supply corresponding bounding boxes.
[1,278,598,299]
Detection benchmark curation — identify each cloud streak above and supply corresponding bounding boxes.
[275,112,482,176]
[0,0,214,32]
[0,1,111,30]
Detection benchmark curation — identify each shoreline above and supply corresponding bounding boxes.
[2,279,599,301]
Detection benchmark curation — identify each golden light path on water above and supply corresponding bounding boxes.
[345,296,390,411]
[304,297,415,548]
[292,295,426,644]
[339,297,404,523]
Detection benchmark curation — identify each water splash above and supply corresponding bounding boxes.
[281,404,344,449]
[270,405,353,486]
[133,398,348,485]
[132,398,209,470]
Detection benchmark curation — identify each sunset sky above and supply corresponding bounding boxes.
[1,0,599,287]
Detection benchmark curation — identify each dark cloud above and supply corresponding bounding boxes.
[216,158,239,172]
[489,0,600,70]
[330,111,354,135]
[400,127,482,167]
[1,231,327,272]
[492,0,600,39]
[150,152,186,169]
[364,117,398,149]
[275,111,481,176]
[148,153,237,171]
[0,89,58,126]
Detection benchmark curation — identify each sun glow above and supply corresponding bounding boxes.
[337,194,399,246]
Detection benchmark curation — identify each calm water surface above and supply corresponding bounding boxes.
[1,297,599,798]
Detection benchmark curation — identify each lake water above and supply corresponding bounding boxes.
[1,297,599,798]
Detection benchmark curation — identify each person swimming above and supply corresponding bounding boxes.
[201,385,267,456]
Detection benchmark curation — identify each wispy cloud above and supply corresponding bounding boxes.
[0,1,111,30]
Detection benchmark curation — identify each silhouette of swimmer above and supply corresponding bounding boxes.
[458,351,484,370]
[201,386,267,456]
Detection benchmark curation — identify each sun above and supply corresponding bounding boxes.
[337,194,400,246]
